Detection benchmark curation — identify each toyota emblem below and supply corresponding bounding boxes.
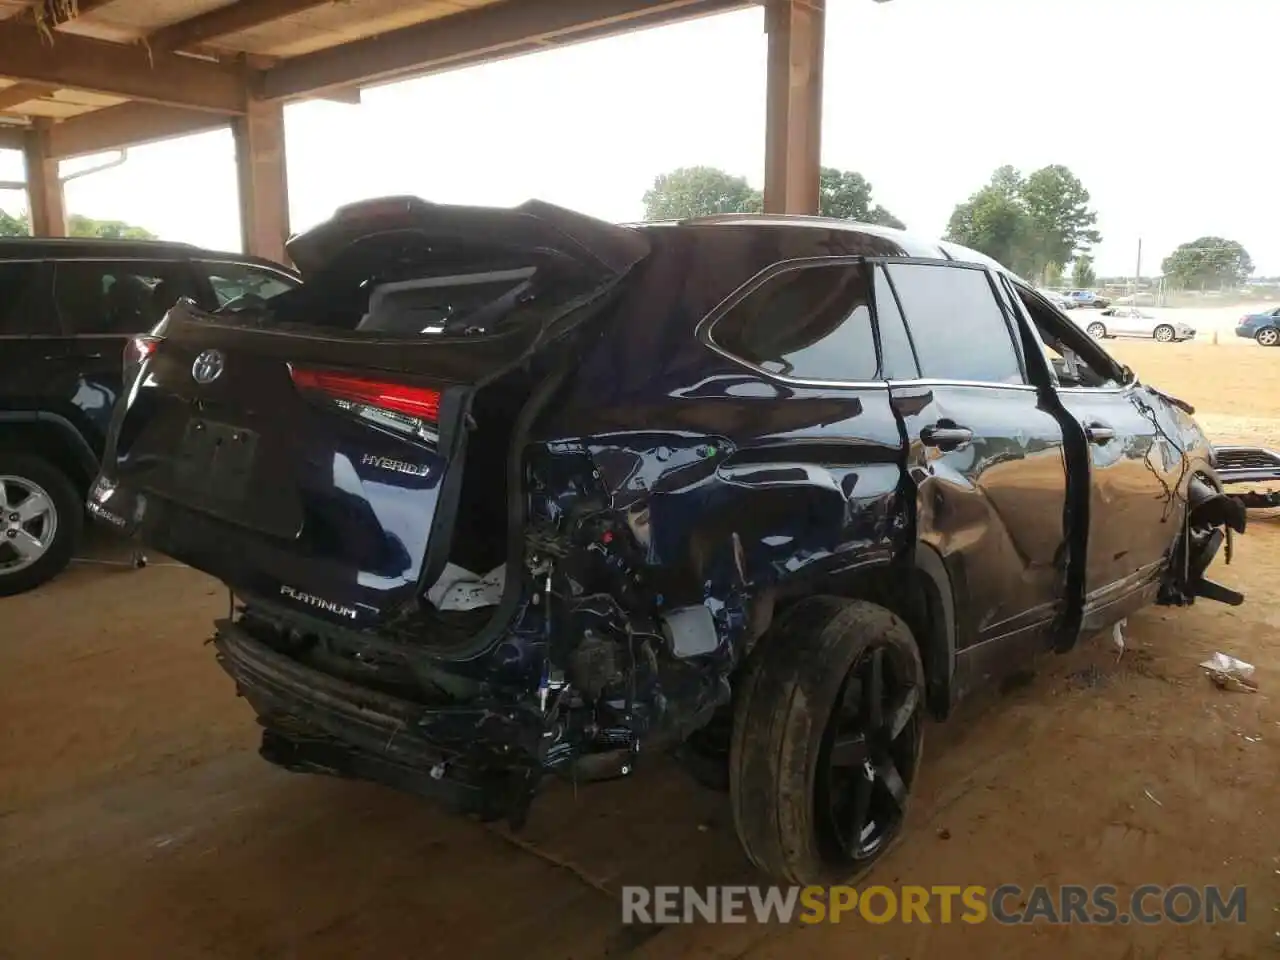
[191,349,225,385]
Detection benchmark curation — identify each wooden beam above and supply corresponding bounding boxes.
[0,17,247,114]
[47,102,232,159]
[762,0,824,215]
[233,98,290,265]
[23,119,66,236]
[259,0,749,99]
[34,0,122,28]
[0,83,55,113]
[149,0,334,54]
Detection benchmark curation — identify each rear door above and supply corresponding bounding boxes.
[882,260,1071,683]
[52,257,203,454]
[0,259,63,423]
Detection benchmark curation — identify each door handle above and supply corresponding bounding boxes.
[920,422,974,449]
[1083,421,1115,444]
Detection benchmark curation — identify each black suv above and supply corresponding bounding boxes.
[93,199,1248,884]
[0,238,298,595]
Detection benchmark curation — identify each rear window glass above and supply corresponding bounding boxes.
[886,263,1024,385]
[710,262,879,382]
[54,260,199,335]
[201,261,298,308]
[0,261,51,335]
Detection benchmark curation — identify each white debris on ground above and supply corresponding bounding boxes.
[1199,651,1258,692]
[1111,618,1127,657]
[427,562,506,611]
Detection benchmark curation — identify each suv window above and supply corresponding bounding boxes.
[53,260,198,335]
[200,261,297,308]
[0,261,53,335]
[885,262,1024,384]
[710,262,879,382]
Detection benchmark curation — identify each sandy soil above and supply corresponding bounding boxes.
[1,340,1278,959]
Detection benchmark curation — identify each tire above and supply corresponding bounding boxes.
[730,596,925,885]
[1086,322,1107,339]
[1257,327,1280,347]
[0,453,83,597]
[1154,324,1175,343]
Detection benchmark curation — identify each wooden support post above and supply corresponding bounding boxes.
[22,119,66,237]
[232,98,290,265]
[763,0,825,215]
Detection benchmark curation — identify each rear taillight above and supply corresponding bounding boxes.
[123,335,162,381]
[289,366,441,441]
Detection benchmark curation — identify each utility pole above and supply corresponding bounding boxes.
[1133,238,1142,303]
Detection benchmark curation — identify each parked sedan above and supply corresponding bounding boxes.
[1063,289,1110,309]
[1082,307,1195,342]
[1235,307,1280,346]
[1038,288,1075,311]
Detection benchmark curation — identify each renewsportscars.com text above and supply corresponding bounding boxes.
[621,884,1247,926]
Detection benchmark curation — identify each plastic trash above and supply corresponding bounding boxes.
[1199,652,1258,692]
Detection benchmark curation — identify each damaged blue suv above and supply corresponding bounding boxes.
[92,198,1248,884]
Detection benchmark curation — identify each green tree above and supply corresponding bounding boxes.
[945,182,1037,277]
[0,208,157,239]
[1161,237,1254,290]
[1071,255,1097,288]
[944,164,1101,280]
[0,208,27,237]
[1019,165,1101,273]
[642,166,762,220]
[68,214,157,240]
[817,167,903,227]
[642,165,903,227]
[1043,262,1064,287]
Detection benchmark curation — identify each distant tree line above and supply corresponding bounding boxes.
[0,207,157,240]
[641,165,904,228]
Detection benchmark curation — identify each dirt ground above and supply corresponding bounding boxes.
[2,339,1278,959]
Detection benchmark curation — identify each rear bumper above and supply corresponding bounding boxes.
[1235,324,1259,339]
[213,619,543,818]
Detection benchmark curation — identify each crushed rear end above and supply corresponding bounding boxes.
[91,197,662,821]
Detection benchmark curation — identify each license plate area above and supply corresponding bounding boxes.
[173,418,258,502]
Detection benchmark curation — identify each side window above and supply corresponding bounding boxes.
[53,261,197,335]
[1012,283,1121,389]
[872,266,919,378]
[201,261,297,308]
[0,261,55,335]
[710,262,879,381]
[885,263,1024,384]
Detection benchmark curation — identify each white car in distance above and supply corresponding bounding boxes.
[1080,307,1196,343]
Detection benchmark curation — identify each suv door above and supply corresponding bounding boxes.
[879,260,1072,692]
[1010,284,1186,630]
[0,259,61,418]
[51,258,203,458]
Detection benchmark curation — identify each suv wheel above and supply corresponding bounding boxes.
[1086,321,1107,339]
[730,596,925,884]
[1257,327,1279,347]
[0,454,83,597]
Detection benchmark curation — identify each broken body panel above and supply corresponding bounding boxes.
[92,202,1244,825]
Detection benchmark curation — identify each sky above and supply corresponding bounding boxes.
[2,0,1277,276]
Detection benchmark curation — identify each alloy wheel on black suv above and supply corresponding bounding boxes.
[0,453,82,597]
